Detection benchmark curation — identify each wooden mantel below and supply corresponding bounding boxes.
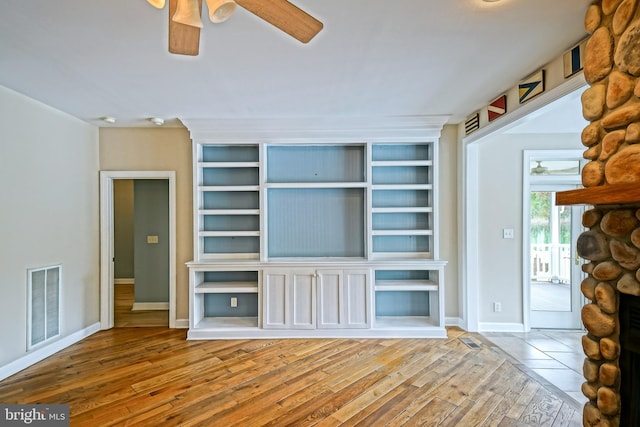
[556,183,640,206]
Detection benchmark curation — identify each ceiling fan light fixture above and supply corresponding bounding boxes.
[172,0,203,28]
[147,0,166,8]
[205,0,237,23]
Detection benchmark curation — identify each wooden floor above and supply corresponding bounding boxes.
[115,283,168,327]
[0,328,583,426]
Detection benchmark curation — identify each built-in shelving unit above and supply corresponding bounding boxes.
[184,117,448,339]
[370,143,435,260]
[190,267,260,331]
[373,266,444,330]
[195,144,261,260]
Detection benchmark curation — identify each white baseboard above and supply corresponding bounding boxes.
[174,318,189,329]
[114,278,134,285]
[0,322,101,381]
[478,322,526,333]
[445,317,465,329]
[131,302,169,311]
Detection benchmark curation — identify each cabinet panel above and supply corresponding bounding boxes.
[318,269,370,329]
[317,270,342,328]
[291,272,316,329]
[264,270,315,329]
[263,272,288,329]
[345,270,369,328]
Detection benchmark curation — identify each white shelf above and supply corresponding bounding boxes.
[375,280,438,292]
[199,231,260,237]
[195,282,259,293]
[370,252,432,260]
[195,317,259,329]
[198,162,260,168]
[372,184,433,190]
[265,182,366,189]
[374,316,439,329]
[372,207,432,213]
[371,160,433,167]
[372,229,433,236]
[199,209,260,215]
[199,185,260,192]
[199,253,260,261]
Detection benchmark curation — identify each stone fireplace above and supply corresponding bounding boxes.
[571,208,640,426]
[555,1,640,425]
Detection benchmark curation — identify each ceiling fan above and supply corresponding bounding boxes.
[147,0,324,56]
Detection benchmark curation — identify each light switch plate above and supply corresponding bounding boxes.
[147,235,159,244]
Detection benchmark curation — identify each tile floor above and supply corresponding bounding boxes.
[482,329,588,407]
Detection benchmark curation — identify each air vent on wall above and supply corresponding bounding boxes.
[28,265,61,349]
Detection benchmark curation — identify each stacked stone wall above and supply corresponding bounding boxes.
[578,0,640,427]
[579,2,640,425]
[578,207,640,426]
[582,0,640,187]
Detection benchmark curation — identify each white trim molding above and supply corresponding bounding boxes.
[478,322,526,333]
[174,319,189,329]
[181,116,450,143]
[100,171,177,329]
[132,302,170,311]
[0,323,100,381]
[445,317,465,328]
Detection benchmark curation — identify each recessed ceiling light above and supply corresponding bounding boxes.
[150,117,165,126]
[102,116,116,124]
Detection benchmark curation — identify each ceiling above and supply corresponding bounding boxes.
[0,0,592,128]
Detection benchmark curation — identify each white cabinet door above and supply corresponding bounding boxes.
[317,270,343,328]
[291,271,316,329]
[263,271,288,329]
[317,269,370,329]
[344,269,370,329]
[263,270,315,329]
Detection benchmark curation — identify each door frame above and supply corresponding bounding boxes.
[99,171,177,329]
[522,150,584,330]
[460,74,586,332]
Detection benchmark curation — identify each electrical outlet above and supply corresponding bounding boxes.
[147,235,159,244]
[493,302,502,313]
[230,297,238,308]
[503,228,514,239]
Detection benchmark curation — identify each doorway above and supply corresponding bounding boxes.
[524,152,585,329]
[113,179,170,327]
[461,78,587,332]
[99,171,177,329]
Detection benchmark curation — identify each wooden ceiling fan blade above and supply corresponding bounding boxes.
[168,0,203,56]
[235,0,323,43]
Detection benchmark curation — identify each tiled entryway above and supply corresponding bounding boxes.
[482,330,588,407]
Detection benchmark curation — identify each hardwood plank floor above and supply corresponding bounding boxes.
[0,328,583,426]
[115,283,168,327]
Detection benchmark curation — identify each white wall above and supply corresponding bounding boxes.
[0,86,100,368]
[439,125,459,320]
[476,132,582,326]
[99,127,193,321]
